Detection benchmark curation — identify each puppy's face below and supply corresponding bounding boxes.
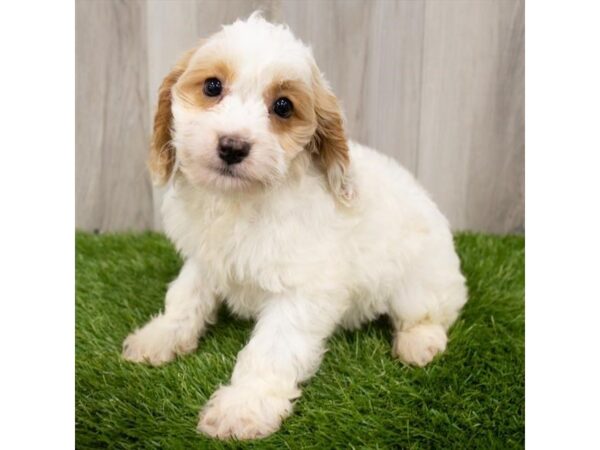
[172,31,317,191]
[149,15,351,199]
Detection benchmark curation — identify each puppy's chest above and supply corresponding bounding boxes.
[198,214,288,291]
[175,196,322,295]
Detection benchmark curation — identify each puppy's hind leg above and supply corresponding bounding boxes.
[122,259,219,366]
[393,321,448,367]
[389,266,466,367]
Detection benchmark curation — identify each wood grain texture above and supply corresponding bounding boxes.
[363,1,425,173]
[417,0,524,232]
[76,0,524,233]
[76,0,153,231]
[281,0,425,173]
[282,0,375,144]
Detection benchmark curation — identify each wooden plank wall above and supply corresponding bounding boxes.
[76,0,154,231]
[76,0,524,233]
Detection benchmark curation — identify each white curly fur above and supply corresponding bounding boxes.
[123,13,467,440]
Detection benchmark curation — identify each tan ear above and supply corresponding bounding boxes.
[308,69,354,204]
[148,49,195,185]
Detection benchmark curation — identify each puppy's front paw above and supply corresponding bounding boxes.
[122,315,198,366]
[197,384,294,440]
[393,323,447,367]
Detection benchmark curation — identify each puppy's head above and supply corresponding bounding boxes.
[149,13,352,202]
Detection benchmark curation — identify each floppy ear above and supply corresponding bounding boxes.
[308,69,355,204]
[148,49,195,185]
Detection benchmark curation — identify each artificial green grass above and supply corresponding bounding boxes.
[76,232,524,449]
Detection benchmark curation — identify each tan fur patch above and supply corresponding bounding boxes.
[307,68,349,173]
[148,48,196,185]
[175,56,236,109]
[264,78,317,154]
[307,65,351,201]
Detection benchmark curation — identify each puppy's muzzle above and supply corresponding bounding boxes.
[218,136,251,165]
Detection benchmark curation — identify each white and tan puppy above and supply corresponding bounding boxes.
[123,13,467,440]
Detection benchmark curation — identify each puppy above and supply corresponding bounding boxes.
[123,13,467,440]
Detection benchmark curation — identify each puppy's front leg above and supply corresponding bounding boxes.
[198,295,341,440]
[122,259,218,366]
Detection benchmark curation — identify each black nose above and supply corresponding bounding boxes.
[218,136,251,165]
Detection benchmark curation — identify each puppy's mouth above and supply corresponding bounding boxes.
[210,164,252,183]
[217,166,237,177]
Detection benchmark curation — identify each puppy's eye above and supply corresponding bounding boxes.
[203,78,222,97]
[273,97,294,118]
